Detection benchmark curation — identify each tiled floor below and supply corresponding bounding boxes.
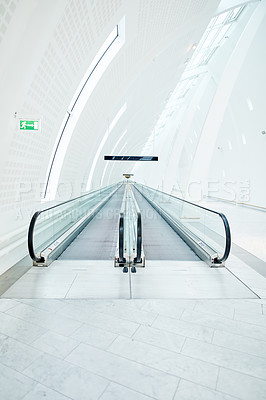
[0,259,260,299]
[1,197,266,400]
[2,185,266,399]
[0,297,266,400]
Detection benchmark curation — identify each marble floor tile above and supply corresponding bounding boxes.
[131,268,255,299]
[60,299,147,317]
[0,333,43,372]
[100,302,158,325]
[65,273,130,299]
[0,363,36,400]
[0,299,20,312]
[56,302,109,321]
[112,299,148,310]
[23,353,108,400]
[100,382,156,400]
[71,323,117,349]
[108,335,219,388]
[141,299,191,319]
[182,338,266,380]
[254,287,266,298]
[153,314,214,342]
[8,273,77,284]
[244,299,266,304]
[217,367,266,400]
[66,343,179,400]
[31,331,79,359]
[181,309,266,341]
[174,380,239,400]
[193,301,235,319]
[57,304,139,337]
[234,310,266,327]
[6,303,82,336]
[230,299,264,314]
[212,330,266,358]
[59,299,113,315]
[0,296,266,400]
[0,311,47,344]
[18,299,65,313]
[132,325,185,353]
[2,281,73,298]
[22,383,72,400]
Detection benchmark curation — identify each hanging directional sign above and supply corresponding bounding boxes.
[104,156,158,161]
[19,120,40,131]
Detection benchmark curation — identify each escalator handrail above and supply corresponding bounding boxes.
[28,183,120,263]
[28,211,45,263]
[135,183,231,263]
[37,183,119,214]
[118,212,126,263]
[218,213,231,263]
[134,211,142,263]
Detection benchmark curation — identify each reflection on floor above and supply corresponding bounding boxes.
[0,297,266,400]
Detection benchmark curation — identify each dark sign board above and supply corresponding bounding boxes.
[104,156,158,161]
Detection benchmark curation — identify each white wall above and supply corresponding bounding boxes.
[206,2,266,208]
[137,1,265,212]
[186,1,266,208]
[0,0,123,273]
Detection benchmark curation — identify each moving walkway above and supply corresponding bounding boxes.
[133,183,231,266]
[28,181,231,269]
[28,183,122,265]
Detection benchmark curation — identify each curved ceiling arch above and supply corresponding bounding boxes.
[43,17,125,201]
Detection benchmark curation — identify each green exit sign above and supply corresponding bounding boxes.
[19,120,40,131]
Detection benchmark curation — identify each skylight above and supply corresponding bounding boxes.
[43,17,125,201]
[146,5,246,145]
[188,6,244,70]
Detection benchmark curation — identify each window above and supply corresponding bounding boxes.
[43,17,125,201]
[149,5,246,141]
[188,6,245,70]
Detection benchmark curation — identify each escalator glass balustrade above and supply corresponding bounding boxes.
[28,183,121,265]
[134,183,231,266]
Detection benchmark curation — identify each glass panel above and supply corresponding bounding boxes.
[213,25,230,46]
[201,28,219,48]
[121,183,140,259]
[136,184,228,260]
[189,50,205,68]
[214,12,230,27]
[228,6,243,22]
[32,184,119,258]
[203,47,218,64]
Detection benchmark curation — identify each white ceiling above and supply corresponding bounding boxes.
[0,0,246,211]
[59,0,222,192]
